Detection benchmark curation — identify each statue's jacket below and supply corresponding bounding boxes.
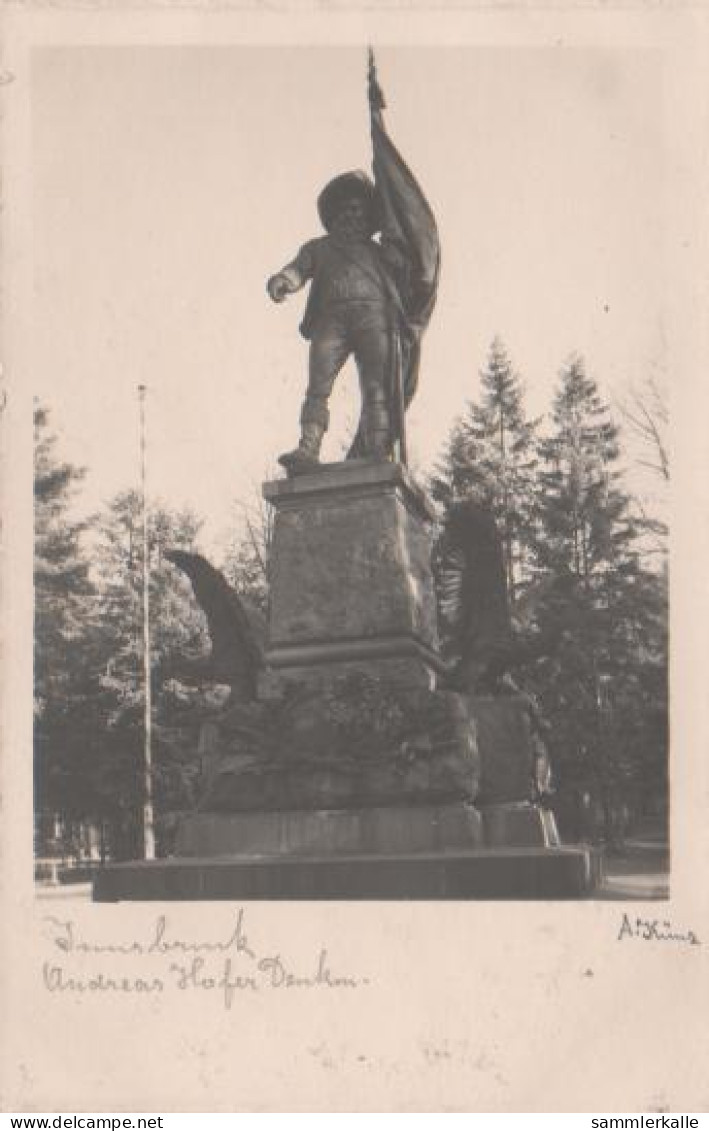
[280,234,410,341]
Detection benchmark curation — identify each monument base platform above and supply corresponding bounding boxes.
[480,803,560,848]
[93,845,602,902]
[177,803,484,857]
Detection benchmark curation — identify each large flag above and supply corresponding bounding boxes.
[348,50,441,460]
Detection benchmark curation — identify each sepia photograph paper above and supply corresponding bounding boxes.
[1,1,708,1114]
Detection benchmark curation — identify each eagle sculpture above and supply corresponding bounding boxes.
[164,550,266,702]
[436,499,557,693]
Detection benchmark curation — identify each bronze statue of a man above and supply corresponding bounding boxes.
[268,52,440,475]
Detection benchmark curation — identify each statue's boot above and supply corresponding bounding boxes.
[278,422,324,475]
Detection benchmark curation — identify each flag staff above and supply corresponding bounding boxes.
[138,384,155,860]
[367,47,408,467]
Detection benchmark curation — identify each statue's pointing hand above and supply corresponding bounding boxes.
[267,274,289,303]
[267,264,306,304]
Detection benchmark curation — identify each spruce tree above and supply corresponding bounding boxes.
[534,354,629,586]
[529,356,667,835]
[34,404,90,709]
[34,423,214,862]
[430,337,539,598]
[33,404,96,854]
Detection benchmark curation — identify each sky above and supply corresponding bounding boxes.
[31,44,667,552]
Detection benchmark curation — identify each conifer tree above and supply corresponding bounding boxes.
[534,354,629,587]
[34,408,214,860]
[34,404,90,710]
[33,404,94,853]
[430,337,538,598]
[529,356,667,833]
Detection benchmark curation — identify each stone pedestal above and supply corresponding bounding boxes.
[176,803,484,858]
[481,803,560,848]
[93,460,599,902]
[467,694,562,847]
[472,695,536,805]
[259,460,445,696]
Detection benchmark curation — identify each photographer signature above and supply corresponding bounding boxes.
[617,914,701,946]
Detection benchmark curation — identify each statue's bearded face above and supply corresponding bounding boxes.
[332,195,372,240]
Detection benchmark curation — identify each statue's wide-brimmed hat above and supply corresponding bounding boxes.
[317,170,380,232]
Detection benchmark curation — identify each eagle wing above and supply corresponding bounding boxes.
[165,550,265,698]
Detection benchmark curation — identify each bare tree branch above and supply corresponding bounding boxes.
[619,375,669,483]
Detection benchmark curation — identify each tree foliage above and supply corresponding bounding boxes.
[34,404,96,850]
[86,491,210,857]
[432,352,668,834]
[528,357,668,826]
[430,337,539,598]
[34,409,215,860]
[220,495,273,616]
[34,404,91,711]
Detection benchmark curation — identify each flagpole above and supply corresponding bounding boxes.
[138,384,155,861]
[393,332,408,466]
[368,49,408,468]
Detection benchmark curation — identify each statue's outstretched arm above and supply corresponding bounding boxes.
[267,240,316,303]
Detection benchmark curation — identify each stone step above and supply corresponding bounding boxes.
[93,845,602,902]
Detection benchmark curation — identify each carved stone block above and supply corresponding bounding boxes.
[261,460,443,694]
